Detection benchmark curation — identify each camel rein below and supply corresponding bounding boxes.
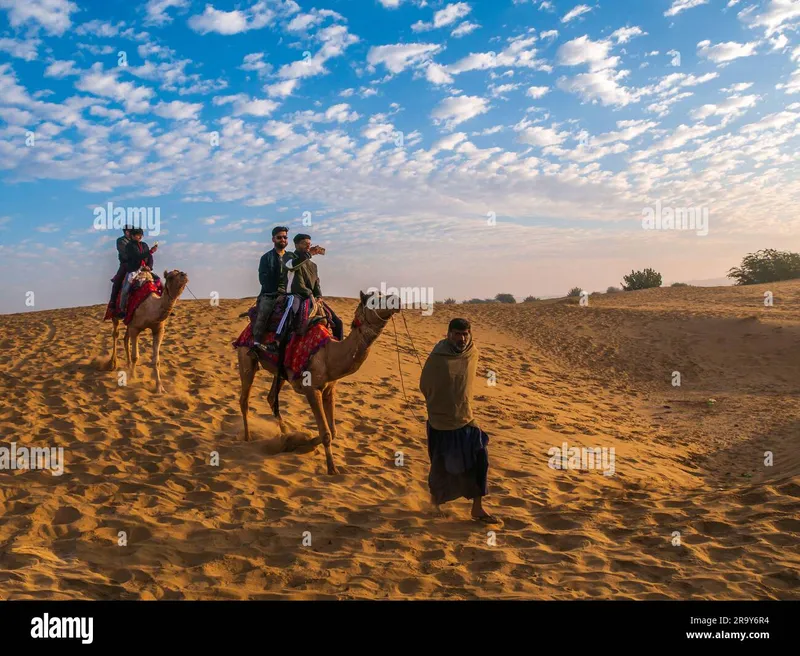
[391,313,426,424]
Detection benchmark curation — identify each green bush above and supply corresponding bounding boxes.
[606,286,621,294]
[622,268,662,291]
[523,295,539,302]
[464,298,487,304]
[567,287,583,297]
[443,298,457,304]
[727,249,800,285]
[670,282,690,287]
[495,293,516,304]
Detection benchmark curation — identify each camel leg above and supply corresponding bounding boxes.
[239,350,257,442]
[129,327,141,380]
[323,384,337,444]
[306,388,336,475]
[151,324,165,394]
[110,318,119,370]
[124,326,131,366]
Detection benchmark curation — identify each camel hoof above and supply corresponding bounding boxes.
[327,466,338,475]
[156,386,165,394]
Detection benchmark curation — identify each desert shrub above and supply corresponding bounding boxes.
[606,286,621,293]
[443,297,456,304]
[567,287,583,297]
[495,293,516,304]
[670,282,690,287]
[622,268,662,291]
[523,295,539,302]
[464,298,486,304]
[727,249,800,285]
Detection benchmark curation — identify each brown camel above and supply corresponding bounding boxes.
[107,269,189,393]
[237,291,400,474]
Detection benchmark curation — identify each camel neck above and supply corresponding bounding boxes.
[326,316,386,380]
[155,287,179,322]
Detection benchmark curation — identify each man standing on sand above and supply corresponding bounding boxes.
[419,318,497,523]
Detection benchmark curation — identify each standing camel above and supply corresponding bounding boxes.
[237,291,400,474]
[106,269,189,393]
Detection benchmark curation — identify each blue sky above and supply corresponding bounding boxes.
[1,0,800,312]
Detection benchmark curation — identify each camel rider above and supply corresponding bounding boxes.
[118,228,158,318]
[252,226,291,354]
[108,224,133,311]
[286,234,343,340]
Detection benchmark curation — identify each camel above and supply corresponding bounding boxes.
[237,291,400,475]
[106,269,189,393]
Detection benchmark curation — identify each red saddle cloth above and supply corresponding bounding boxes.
[232,305,333,380]
[103,279,163,325]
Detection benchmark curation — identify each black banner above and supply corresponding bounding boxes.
[1,600,795,648]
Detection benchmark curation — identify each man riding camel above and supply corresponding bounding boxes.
[285,234,343,340]
[107,224,133,315]
[252,226,292,354]
[118,228,158,318]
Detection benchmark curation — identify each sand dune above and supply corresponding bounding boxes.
[0,283,798,599]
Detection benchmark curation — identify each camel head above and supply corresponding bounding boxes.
[163,269,189,298]
[355,290,402,327]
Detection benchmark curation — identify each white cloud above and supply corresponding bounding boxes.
[770,33,789,51]
[0,0,78,36]
[490,83,520,97]
[76,63,154,113]
[145,0,190,26]
[555,36,636,107]
[426,62,454,85]
[432,132,468,152]
[527,85,550,98]
[665,0,709,17]
[213,94,280,116]
[431,95,490,129]
[697,40,759,63]
[611,26,646,44]
[452,21,480,37]
[517,124,568,147]
[75,19,123,37]
[562,5,593,23]
[286,8,343,32]
[741,0,800,37]
[690,94,759,121]
[36,223,60,233]
[264,79,299,98]
[153,100,203,120]
[44,59,79,78]
[240,53,272,77]
[188,1,283,35]
[368,43,442,74]
[413,2,471,31]
[540,29,559,40]
[449,33,550,75]
[0,37,40,61]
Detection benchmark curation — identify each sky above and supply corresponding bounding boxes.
[1,0,800,313]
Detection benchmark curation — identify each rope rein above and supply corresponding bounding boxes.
[391,313,426,424]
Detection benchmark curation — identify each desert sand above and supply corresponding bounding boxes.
[0,282,799,600]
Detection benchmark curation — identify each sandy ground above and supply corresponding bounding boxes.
[0,282,799,599]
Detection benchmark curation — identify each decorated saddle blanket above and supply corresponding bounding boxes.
[232,301,333,380]
[103,275,163,324]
